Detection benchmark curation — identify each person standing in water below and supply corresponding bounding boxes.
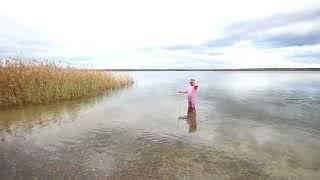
[179,79,198,112]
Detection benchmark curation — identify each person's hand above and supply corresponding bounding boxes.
[194,80,198,89]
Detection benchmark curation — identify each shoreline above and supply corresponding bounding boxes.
[96,68,320,71]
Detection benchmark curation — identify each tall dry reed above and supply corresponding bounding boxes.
[0,57,133,106]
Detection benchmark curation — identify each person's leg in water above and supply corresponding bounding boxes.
[187,109,197,132]
[188,101,196,113]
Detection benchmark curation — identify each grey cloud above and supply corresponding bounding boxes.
[205,36,237,48]
[161,8,320,52]
[0,18,55,56]
[290,51,320,61]
[288,57,320,64]
[156,7,320,68]
[254,29,320,47]
[198,52,224,56]
[206,8,320,48]
[224,9,320,36]
[164,59,226,69]
[163,45,196,50]
[0,39,54,56]
[17,40,53,51]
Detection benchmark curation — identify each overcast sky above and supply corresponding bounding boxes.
[1,0,320,68]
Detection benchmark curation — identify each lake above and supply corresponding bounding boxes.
[1,71,320,179]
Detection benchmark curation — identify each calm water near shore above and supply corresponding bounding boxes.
[1,71,320,179]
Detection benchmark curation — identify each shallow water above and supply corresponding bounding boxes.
[1,71,320,180]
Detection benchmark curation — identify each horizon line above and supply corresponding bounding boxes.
[95,68,320,71]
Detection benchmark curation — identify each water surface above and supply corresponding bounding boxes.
[1,72,320,179]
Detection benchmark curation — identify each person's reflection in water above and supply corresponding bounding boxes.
[186,110,197,133]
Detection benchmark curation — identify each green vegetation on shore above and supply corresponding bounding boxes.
[0,57,133,106]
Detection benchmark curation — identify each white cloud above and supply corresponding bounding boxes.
[0,0,319,68]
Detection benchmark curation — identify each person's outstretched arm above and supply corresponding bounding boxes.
[194,81,198,89]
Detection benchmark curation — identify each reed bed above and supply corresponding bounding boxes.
[0,57,133,106]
